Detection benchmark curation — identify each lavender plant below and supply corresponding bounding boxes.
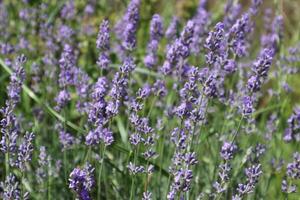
[0,0,300,199]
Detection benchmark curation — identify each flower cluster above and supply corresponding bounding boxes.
[144,14,164,68]
[283,107,300,142]
[282,152,300,193]
[69,163,95,200]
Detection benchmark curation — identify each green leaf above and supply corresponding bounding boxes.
[116,116,128,145]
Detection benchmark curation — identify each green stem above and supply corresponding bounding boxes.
[144,161,150,192]
[231,116,244,144]
[98,144,106,200]
[48,169,51,200]
[5,151,9,176]
[130,145,139,200]
[63,150,67,184]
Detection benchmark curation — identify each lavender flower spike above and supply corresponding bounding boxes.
[144,14,164,68]
[69,163,95,200]
[96,19,110,51]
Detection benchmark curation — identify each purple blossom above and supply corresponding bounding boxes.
[119,0,141,51]
[57,25,74,42]
[252,48,274,78]
[96,19,110,51]
[281,179,296,193]
[120,57,136,74]
[7,55,26,105]
[229,13,253,57]
[142,191,152,200]
[58,44,76,88]
[286,152,300,179]
[283,107,300,142]
[54,90,71,111]
[250,0,263,15]
[190,1,210,54]
[17,132,35,171]
[86,127,114,146]
[223,2,242,30]
[0,55,26,155]
[242,96,253,116]
[69,163,95,200]
[233,164,262,198]
[60,0,75,20]
[205,22,226,66]
[97,52,110,70]
[136,84,151,99]
[144,14,163,68]
[165,17,178,41]
[59,130,78,151]
[220,141,238,160]
[0,174,21,200]
[129,133,143,146]
[203,73,218,98]
[162,21,195,75]
[127,162,145,174]
[223,59,237,74]
[96,19,111,69]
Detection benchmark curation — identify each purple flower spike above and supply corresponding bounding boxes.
[96,19,110,51]
[69,163,95,200]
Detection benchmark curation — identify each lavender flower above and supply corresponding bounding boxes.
[0,55,26,159]
[127,162,145,174]
[223,1,242,30]
[165,17,178,41]
[0,174,21,200]
[54,90,71,111]
[97,19,111,69]
[58,44,76,88]
[59,130,78,151]
[252,48,274,78]
[229,13,253,57]
[16,132,35,171]
[233,164,262,199]
[121,0,141,51]
[190,1,210,54]
[286,152,300,179]
[281,179,296,193]
[142,191,152,200]
[242,96,253,116]
[283,107,300,142]
[96,19,110,51]
[36,146,48,184]
[60,0,75,20]
[204,22,226,66]
[144,14,163,68]
[86,127,114,146]
[220,141,238,161]
[250,0,263,15]
[69,163,95,200]
[162,20,194,75]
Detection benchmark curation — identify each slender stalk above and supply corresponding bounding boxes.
[48,169,51,200]
[144,160,150,192]
[21,171,24,200]
[98,144,106,200]
[231,115,244,144]
[130,145,139,200]
[157,126,166,198]
[5,151,9,176]
[63,150,67,184]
